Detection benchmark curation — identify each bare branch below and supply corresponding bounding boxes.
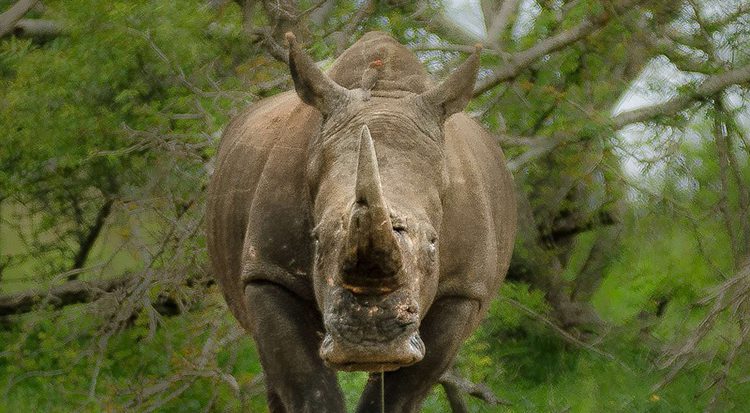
[12,18,63,38]
[70,199,115,279]
[722,102,750,254]
[441,378,469,413]
[712,100,740,265]
[438,370,512,406]
[499,295,621,364]
[485,0,520,48]
[332,0,374,56]
[654,258,750,393]
[495,134,543,147]
[479,0,498,30]
[250,26,289,63]
[298,0,329,20]
[410,42,501,55]
[0,270,212,317]
[413,1,483,45]
[708,1,750,28]
[0,0,37,38]
[260,0,300,39]
[647,35,713,74]
[705,317,750,413]
[238,0,257,35]
[507,136,565,172]
[611,64,750,129]
[474,0,645,96]
[0,275,131,316]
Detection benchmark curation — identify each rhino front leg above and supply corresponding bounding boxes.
[245,281,346,413]
[355,296,481,413]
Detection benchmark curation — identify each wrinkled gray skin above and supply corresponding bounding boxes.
[206,32,516,412]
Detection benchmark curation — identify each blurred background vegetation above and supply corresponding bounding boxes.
[1,0,749,411]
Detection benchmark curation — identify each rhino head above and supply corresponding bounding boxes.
[285,33,480,372]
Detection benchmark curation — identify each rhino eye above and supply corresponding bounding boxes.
[391,215,408,234]
[426,237,437,259]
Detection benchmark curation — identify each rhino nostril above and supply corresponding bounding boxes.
[409,334,425,356]
[321,333,334,352]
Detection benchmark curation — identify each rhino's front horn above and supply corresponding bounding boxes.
[341,126,402,289]
[354,125,386,210]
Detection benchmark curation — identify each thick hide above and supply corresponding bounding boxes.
[206,31,516,413]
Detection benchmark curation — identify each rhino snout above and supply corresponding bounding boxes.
[320,287,423,371]
[320,331,425,372]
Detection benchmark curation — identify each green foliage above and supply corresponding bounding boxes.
[2,0,749,412]
[1,0,245,277]
[0,294,267,412]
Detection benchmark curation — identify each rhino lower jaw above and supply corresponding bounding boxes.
[319,332,425,372]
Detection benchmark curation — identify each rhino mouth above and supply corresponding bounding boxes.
[320,287,423,372]
[320,331,425,372]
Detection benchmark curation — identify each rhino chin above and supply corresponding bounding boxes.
[320,287,425,372]
[320,331,425,372]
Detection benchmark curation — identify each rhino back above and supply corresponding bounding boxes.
[206,91,321,330]
[438,114,517,310]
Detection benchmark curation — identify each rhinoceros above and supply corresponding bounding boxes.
[206,31,516,412]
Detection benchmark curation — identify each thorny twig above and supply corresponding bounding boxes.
[438,370,512,407]
[653,258,750,412]
[499,296,627,368]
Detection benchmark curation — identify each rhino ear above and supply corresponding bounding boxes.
[286,32,349,115]
[418,44,482,121]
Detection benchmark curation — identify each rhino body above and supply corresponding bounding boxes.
[207,32,516,412]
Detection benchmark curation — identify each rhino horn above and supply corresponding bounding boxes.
[418,43,482,121]
[342,126,402,284]
[354,125,386,210]
[286,32,349,115]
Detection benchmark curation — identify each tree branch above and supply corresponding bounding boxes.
[332,0,374,55]
[260,0,300,39]
[237,0,257,36]
[722,100,750,255]
[610,64,750,129]
[654,257,750,393]
[249,26,289,64]
[438,371,512,406]
[508,32,750,169]
[441,379,469,413]
[712,100,740,266]
[410,42,501,55]
[0,275,131,316]
[69,199,114,280]
[485,0,520,49]
[0,0,37,38]
[413,1,483,46]
[473,0,645,96]
[507,135,565,172]
[12,18,63,38]
[647,34,713,74]
[0,272,214,317]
